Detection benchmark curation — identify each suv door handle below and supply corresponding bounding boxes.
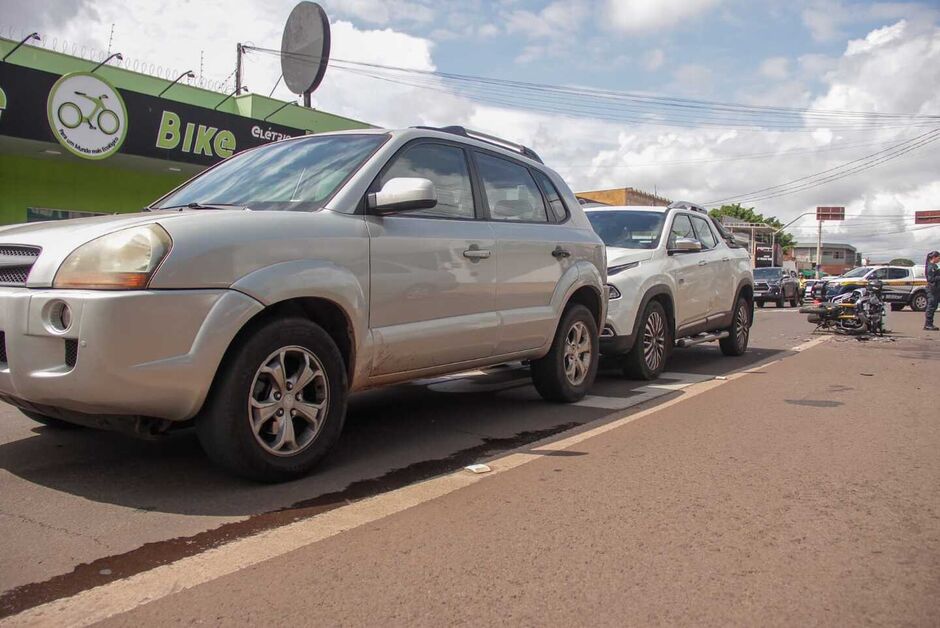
[463,246,491,260]
[552,246,571,259]
[698,260,708,266]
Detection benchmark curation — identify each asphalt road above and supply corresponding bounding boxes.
[2,307,938,625]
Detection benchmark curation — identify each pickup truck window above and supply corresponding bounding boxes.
[154,134,386,212]
[668,214,696,248]
[586,211,665,249]
[690,215,718,249]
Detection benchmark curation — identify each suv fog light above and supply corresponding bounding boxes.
[607,285,622,300]
[48,301,72,332]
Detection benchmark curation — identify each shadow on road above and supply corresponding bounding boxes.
[0,344,784,518]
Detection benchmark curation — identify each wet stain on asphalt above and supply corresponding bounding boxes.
[0,421,581,619]
[784,399,844,408]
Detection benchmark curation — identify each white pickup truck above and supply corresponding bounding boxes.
[585,201,754,379]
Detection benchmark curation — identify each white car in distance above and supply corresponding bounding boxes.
[585,202,755,379]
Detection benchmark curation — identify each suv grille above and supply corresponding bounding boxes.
[0,246,40,287]
[0,331,7,364]
[755,281,770,291]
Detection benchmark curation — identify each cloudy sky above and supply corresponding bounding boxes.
[2,0,939,260]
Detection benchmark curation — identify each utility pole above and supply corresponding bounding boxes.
[235,43,243,94]
[816,220,823,279]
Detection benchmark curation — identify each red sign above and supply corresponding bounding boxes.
[816,206,845,221]
[915,210,940,225]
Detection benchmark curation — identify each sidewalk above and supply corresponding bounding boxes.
[67,317,940,625]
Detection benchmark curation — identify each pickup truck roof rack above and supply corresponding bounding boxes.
[413,125,544,164]
[667,200,709,214]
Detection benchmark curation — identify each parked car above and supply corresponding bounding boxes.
[753,267,801,307]
[0,126,607,481]
[819,265,928,311]
[585,202,753,380]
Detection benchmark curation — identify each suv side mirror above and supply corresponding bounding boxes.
[668,237,702,254]
[368,177,437,214]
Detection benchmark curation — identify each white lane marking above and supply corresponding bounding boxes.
[2,336,830,627]
[574,391,661,410]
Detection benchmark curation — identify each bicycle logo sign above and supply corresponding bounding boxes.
[46,73,128,160]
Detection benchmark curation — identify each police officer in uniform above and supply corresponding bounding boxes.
[925,250,940,331]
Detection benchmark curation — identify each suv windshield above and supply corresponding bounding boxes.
[754,267,785,280]
[153,134,386,212]
[841,266,872,278]
[586,211,665,249]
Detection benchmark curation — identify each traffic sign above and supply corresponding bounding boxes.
[915,210,940,225]
[816,206,845,221]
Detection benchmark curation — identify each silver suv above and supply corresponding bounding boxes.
[0,127,606,481]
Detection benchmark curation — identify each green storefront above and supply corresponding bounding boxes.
[0,37,371,225]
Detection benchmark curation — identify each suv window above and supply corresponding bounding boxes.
[870,268,890,280]
[380,143,475,219]
[668,214,696,248]
[533,170,569,222]
[690,215,718,249]
[887,268,910,279]
[475,153,548,222]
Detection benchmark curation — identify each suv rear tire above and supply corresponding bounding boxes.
[197,317,348,483]
[622,301,670,380]
[720,296,751,356]
[531,304,598,403]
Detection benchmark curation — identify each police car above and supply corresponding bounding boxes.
[821,265,928,311]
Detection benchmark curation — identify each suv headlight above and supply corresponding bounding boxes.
[54,225,172,290]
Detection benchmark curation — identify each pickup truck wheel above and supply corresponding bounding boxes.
[776,296,785,308]
[622,301,670,380]
[531,304,598,403]
[789,294,800,307]
[719,297,751,356]
[911,293,928,312]
[197,318,348,483]
[21,410,82,429]
[756,301,764,308]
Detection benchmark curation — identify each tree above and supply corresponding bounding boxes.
[889,258,915,267]
[708,203,796,251]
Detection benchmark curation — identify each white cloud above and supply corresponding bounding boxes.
[605,0,723,33]
[759,56,790,80]
[504,0,589,39]
[642,48,666,71]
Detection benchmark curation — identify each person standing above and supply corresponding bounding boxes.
[925,250,940,331]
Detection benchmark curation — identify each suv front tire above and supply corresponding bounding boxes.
[197,317,348,483]
[622,300,670,380]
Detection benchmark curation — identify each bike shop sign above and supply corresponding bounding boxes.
[46,72,128,160]
[0,63,306,166]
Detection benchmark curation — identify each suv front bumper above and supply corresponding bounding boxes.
[0,288,262,423]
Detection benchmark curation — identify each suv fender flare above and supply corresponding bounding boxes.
[551,261,606,325]
[230,259,369,371]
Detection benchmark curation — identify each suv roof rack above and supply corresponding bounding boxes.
[413,125,544,164]
[667,200,709,214]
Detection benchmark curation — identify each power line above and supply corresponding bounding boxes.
[704,129,940,204]
[243,45,939,132]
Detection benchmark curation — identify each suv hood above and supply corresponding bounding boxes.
[0,211,185,249]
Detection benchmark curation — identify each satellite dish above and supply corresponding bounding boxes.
[280,1,331,99]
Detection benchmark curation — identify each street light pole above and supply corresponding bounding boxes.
[1,32,41,63]
[771,211,815,268]
[158,70,196,97]
[91,52,123,73]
